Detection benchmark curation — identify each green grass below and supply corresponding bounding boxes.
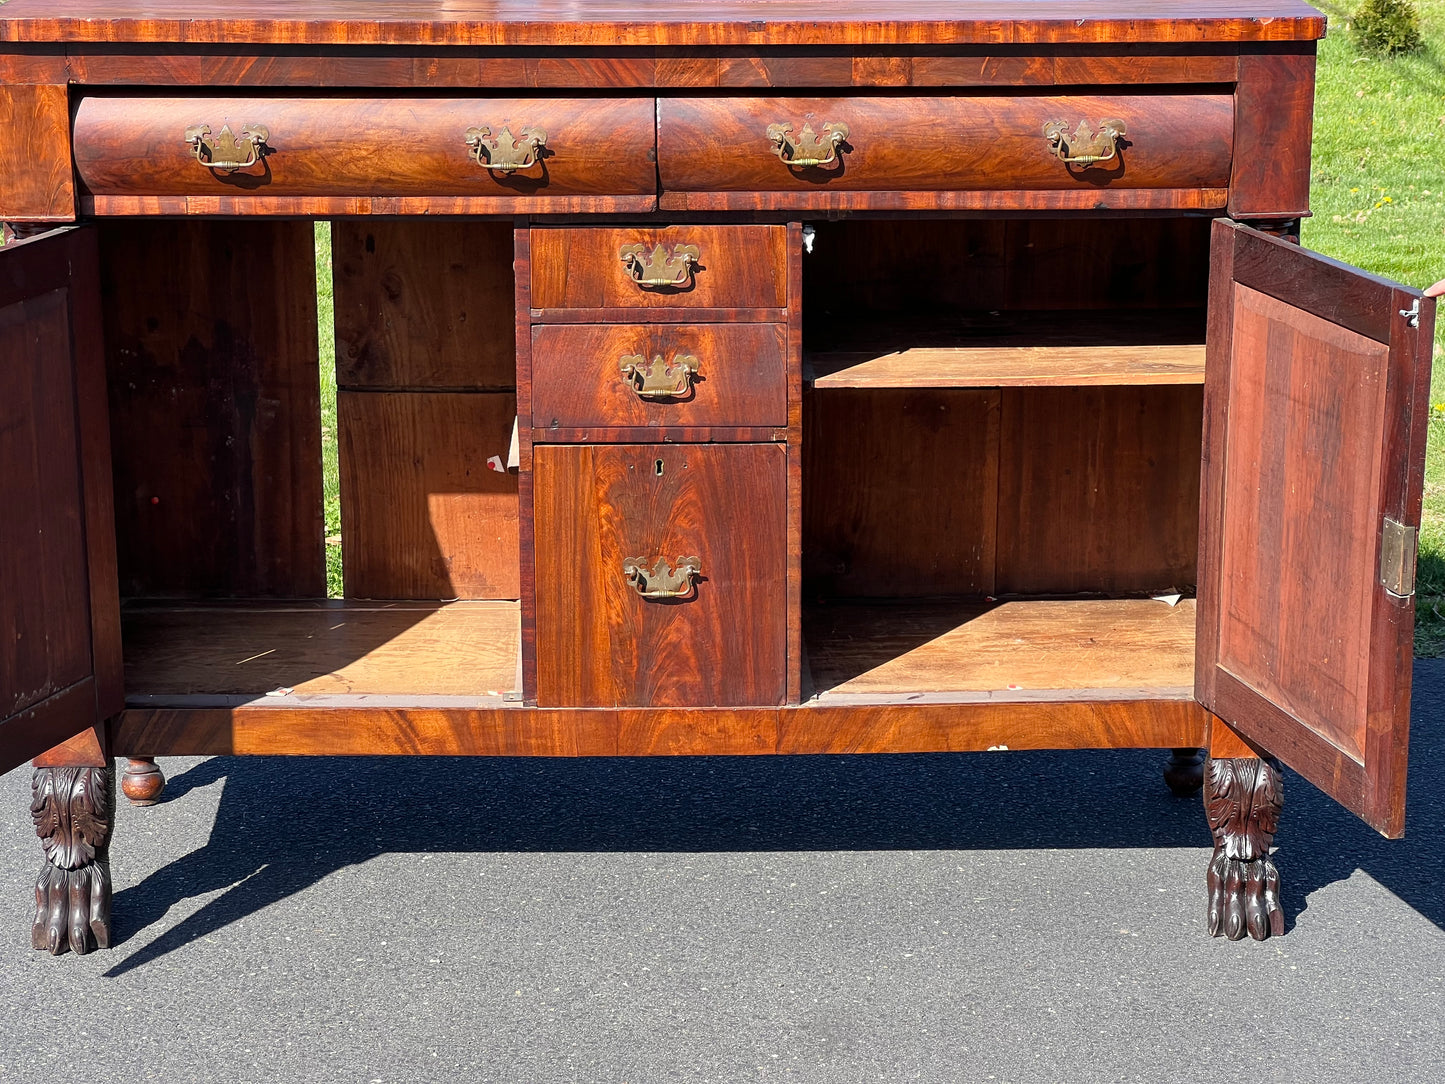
[1302,1,1445,653]
[315,222,342,598]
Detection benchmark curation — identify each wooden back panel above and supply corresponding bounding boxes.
[332,219,520,600]
[100,219,324,597]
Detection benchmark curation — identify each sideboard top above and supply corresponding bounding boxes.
[0,1,1327,48]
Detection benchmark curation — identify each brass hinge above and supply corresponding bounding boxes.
[1380,517,1417,598]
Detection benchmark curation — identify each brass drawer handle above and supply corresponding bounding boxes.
[619,353,699,400]
[1043,118,1127,165]
[619,243,700,289]
[623,556,701,600]
[767,121,849,168]
[183,123,269,171]
[464,125,547,172]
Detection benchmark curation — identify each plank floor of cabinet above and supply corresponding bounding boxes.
[805,309,1206,388]
[803,597,1197,700]
[121,600,520,703]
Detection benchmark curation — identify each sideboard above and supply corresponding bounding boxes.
[0,1,1435,954]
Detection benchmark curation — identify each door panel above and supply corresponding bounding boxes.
[1197,219,1434,836]
[534,443,787,708]
[0,227,120,774]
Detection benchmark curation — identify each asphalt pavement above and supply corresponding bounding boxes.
[1,664,1442,1083]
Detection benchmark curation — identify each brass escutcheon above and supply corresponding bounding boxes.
[1042,118,1127,165]
[464,125,547,172]
[619,242,701,288]
[618,353,700,399]
[623,556,701,600]
[767,121,850,168]
[183,123,270,171]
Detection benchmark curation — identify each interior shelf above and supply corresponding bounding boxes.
[803,597,1197,700]
[122,600,520,704]
[805,308,1205,389]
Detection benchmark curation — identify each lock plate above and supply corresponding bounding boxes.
[1379,517,1417,598]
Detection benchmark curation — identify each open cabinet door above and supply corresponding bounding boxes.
[1197,219,1435,838]
[0,227,121,775]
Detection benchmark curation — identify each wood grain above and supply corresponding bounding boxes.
[110,695,1209,759]
[803,389,999,597]
[122,601,519,697]
[333,219,515,390]
[804,598,1197,696]
[82,194,659,216]
[0,228,117,775]
[534,443,787,707]
[1197,221,1432,838]
[994,385,1202,595]
[0,1,1329,47]
[0,287,93,719]
[531,226,787,311]
[0,83,74,221]
[339,391,520,600]
[1229,47,1315,219]
[99,219,325,598]
[809,344,1203,387]
[659,93,1233,197]
[532,323,788,429]
[73,96,657,201]
[660,187,1228,213]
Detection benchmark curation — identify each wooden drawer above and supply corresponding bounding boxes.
[530,226,787,312]
[72,96,655,200]
[532,323,787,430]
[657,94,1233,208]
[534,443,786,708]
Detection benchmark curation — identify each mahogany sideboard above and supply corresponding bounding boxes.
[1,1,1436,954]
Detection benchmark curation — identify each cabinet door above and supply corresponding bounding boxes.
[1197,219,1435,837]
[0,227,121,774]
[533,443,787,708]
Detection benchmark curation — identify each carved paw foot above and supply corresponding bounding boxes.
[31,764,115,954]
[1204,756,1284,941]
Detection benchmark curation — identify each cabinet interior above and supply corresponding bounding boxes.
[104,215,1211,707]
[800,217,1209,700]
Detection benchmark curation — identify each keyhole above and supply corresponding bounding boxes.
[654,459,665,476]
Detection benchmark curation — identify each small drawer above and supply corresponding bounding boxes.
[658,94,1233,206]
[534,443,786,708]
[530,225,787,312]
[532,323,787,431]
[72,95,655,200]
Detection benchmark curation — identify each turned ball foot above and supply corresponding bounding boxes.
[1163,748,1205,796]
[121,757,165,805]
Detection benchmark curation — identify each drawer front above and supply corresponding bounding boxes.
[530,225,787,311]
[532,323,787,430]
[73,96,656,198]
[658,94,1232,195]
[534,443,786,708]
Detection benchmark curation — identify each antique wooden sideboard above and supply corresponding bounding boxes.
[1,1,1435,954]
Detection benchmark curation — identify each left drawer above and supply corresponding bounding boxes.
[72,96,657,200]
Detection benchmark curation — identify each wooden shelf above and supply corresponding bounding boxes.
[805,309,1205,389]
[803,597,1196,700]
[122,600,519,704]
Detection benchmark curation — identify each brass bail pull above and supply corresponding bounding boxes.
[1042,118,1127,165]
[623,556,701,600]
[767,121,850,168]
[619,242,701,289]
[618,353,700,399]
[464,125,547,172]
[184,123,270,172]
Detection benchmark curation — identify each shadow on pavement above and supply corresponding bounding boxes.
[104,662,1445,977]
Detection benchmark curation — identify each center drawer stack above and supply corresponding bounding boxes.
[526,226,795,708]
